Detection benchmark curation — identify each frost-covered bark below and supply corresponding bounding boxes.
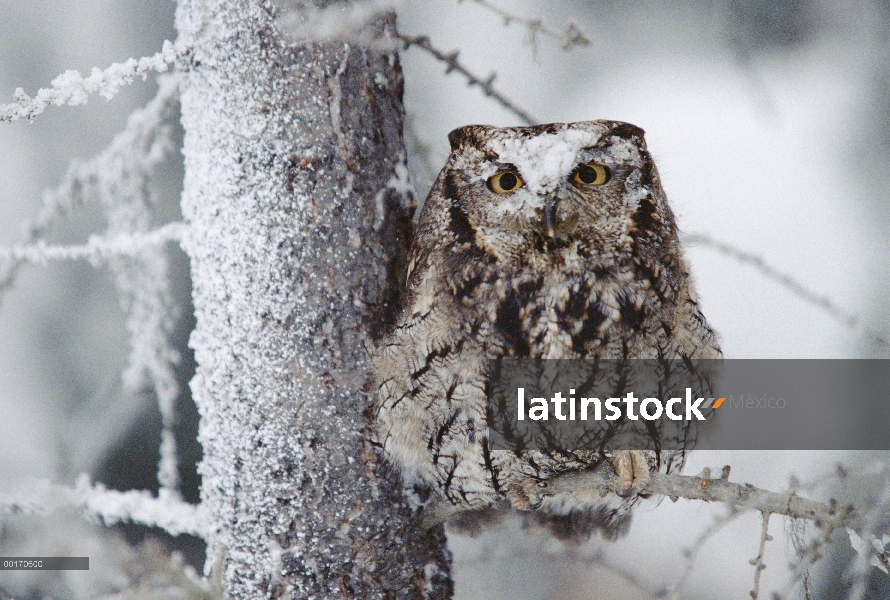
[175,1,451,598]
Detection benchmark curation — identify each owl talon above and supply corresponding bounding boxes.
[612,450,650,496]
[507,477,543,511]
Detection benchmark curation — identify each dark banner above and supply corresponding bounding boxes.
[0,557,89,570]
[486,359,890,451]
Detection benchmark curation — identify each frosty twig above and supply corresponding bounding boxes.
[0,41,179,123]
[0,222,185,265]
[0,475,207,538]
[683,231,890,350]
[0,75,185,498]
[397,33,537,125]
[457,0,589,54]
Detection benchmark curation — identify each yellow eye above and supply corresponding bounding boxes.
[573,163,610,185]
[487,171,523,193]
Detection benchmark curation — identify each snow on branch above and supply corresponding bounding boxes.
[0,75,181,302]
[0,475,207,538]
[844,478,890,600]
[456,0,590,54]
[0,40,178,123]
[397,33,538,125]
[277,0,401,46]
[93,80,183,496]
[0,222,185,266]
[683,231,890,350]
[0,74,186,496]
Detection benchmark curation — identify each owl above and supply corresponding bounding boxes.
[372,120,721,537]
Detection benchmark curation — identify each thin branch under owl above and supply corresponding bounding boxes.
[421,465,867,532]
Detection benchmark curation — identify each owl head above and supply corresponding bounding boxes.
[416,120,679,269]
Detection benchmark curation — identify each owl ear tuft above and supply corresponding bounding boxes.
[447,126,472,151]
[447,125,494,152]
[605,121,647,144]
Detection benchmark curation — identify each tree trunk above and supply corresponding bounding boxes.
[175,1,452,597]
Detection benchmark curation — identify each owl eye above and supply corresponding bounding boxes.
[487,171,523,193]
[573,163,610,185]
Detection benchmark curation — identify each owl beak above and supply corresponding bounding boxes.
[543,198,557,238]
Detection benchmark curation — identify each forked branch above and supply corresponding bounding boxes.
[542,468,855,526]
[425,466,861,532]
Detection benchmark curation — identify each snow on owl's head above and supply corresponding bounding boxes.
[428,120,675,264]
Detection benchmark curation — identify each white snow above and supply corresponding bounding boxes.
[484,124,607,194]
[0,475,207,538]
[277,0,402,46]
[0,222,184,266]
[0,41,178,123]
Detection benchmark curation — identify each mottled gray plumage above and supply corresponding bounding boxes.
[372,120,720,537]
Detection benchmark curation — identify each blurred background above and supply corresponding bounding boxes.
[1,0,889,598]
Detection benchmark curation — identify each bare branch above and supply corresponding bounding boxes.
[425,464,866,553]
[539,467,888,598]
[844,477,890,600]
[0,41,179,123]
[542,469,857,526]
[773,524,835,600]
[683,231,890,351]
[397,33,537,125]
[786,518,814,600]
[751,512,772,599]
[456,0,590,54]
[667,504,743,599]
